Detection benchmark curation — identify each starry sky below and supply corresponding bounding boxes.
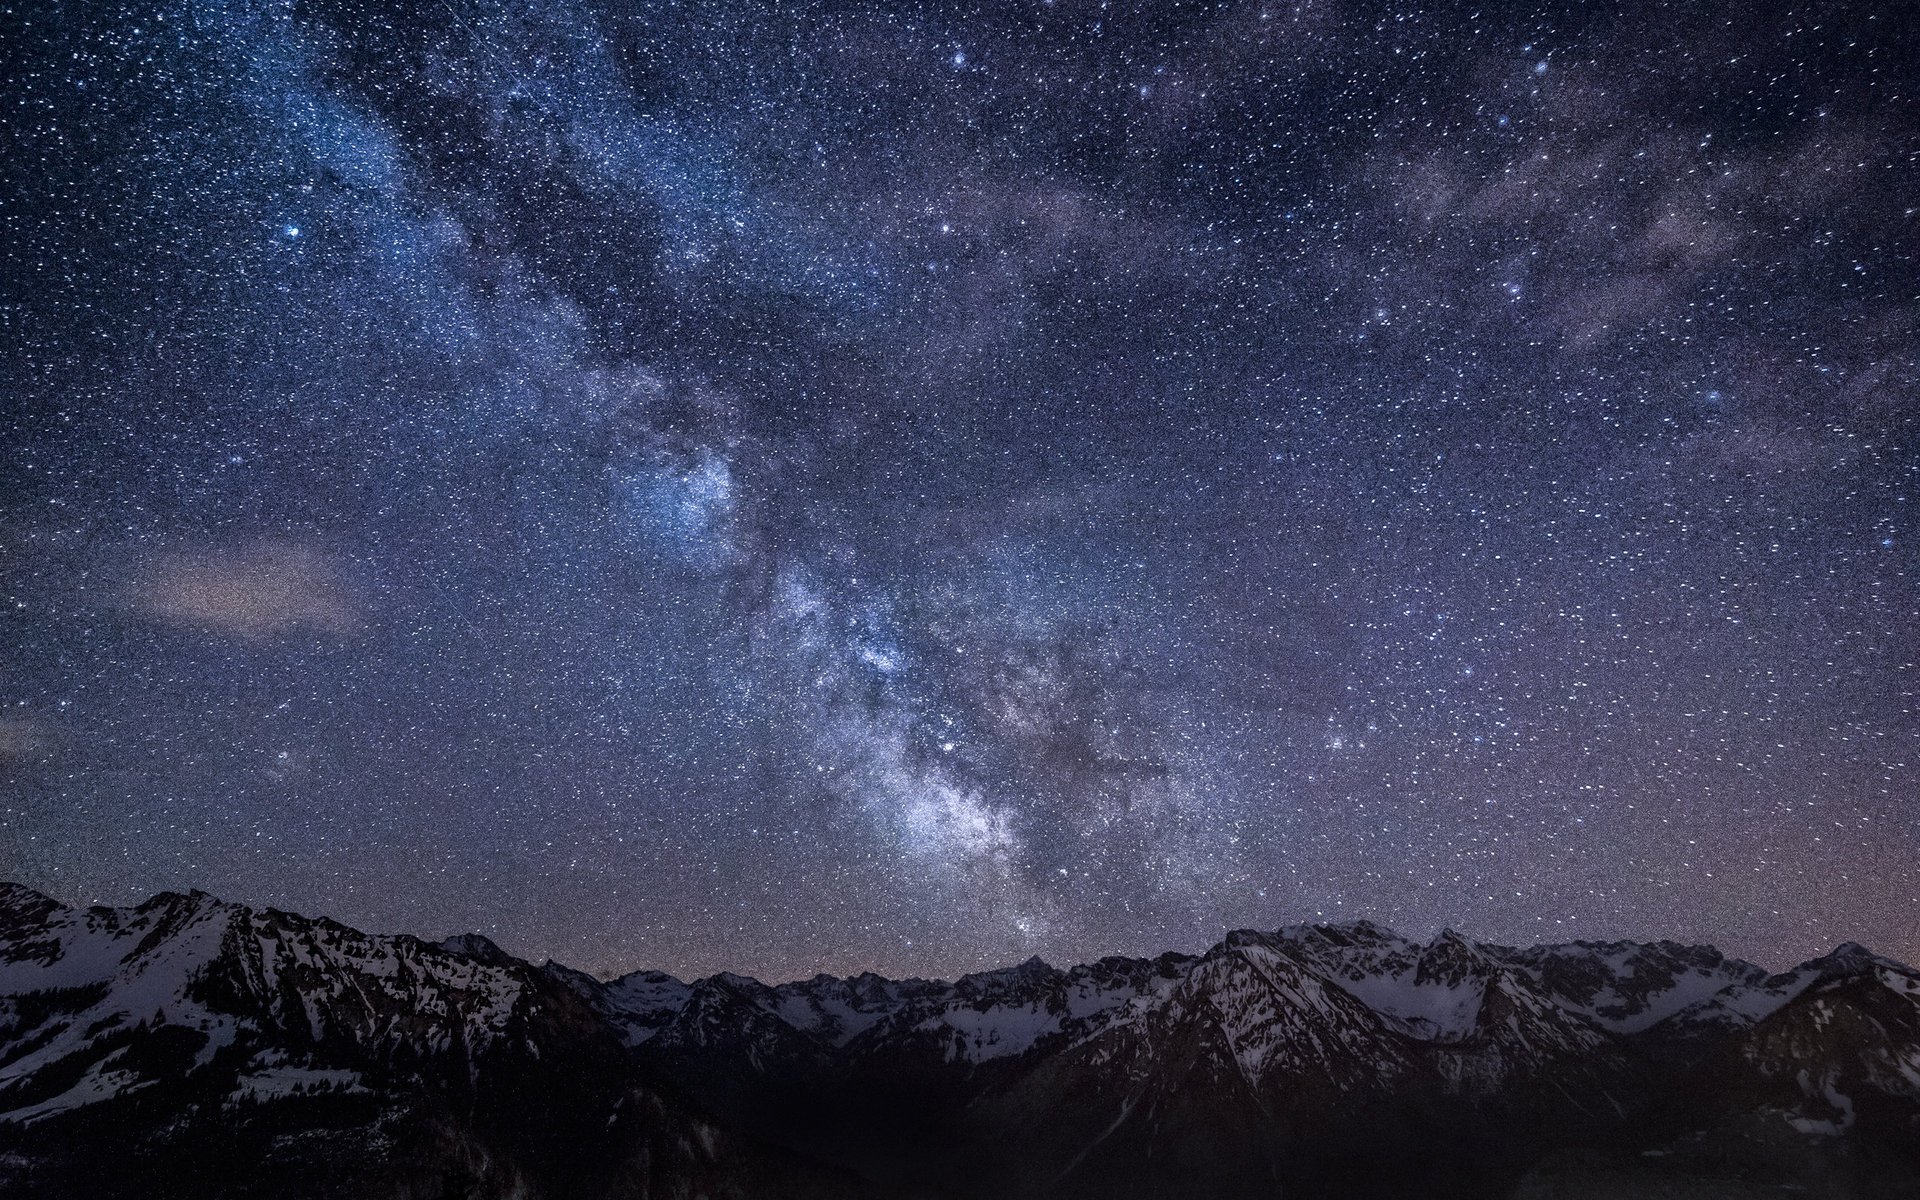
[2,0,1916,981]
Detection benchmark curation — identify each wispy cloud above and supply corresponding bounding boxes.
[0,716,51,763]
[130,543,361,642]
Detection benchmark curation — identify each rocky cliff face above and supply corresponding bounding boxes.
[0,883,879,1199]
[4,882,1918,1198]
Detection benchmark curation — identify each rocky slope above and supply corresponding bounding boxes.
[4,882,1917,1198]
[0,883,879,1199]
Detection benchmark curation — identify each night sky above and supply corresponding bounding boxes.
[3,0,1915,981]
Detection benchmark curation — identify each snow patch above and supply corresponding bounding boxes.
[231,1065,365,1102]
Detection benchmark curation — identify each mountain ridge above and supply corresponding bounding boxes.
[4,880,1918,1198]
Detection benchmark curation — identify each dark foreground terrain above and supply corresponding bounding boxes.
[2,882,1917,1198]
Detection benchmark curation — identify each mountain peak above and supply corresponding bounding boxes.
[136,887,238,925]
[969,953,1053,975]
[1799,940,1886,980]
[706,970,768,993]
[956,954,1060,995]
[0,880,64,920]
[5,883,1919,1198]
[1340,918,1393,936]
[438,932,514,965]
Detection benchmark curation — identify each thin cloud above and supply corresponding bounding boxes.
[130,543,362,642]
[0,716,51,763]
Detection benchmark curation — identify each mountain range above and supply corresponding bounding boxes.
[2,882,1917,1197]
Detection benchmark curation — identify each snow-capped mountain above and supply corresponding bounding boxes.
[4,882,1917,1199]
[0,883,882,1199]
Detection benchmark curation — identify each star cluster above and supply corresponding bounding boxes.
[2,0,1915,979]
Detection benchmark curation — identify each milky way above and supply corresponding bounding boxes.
[2,0,1915,980]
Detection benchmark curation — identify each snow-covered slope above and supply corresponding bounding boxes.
[0,884,531,1126]
[5,882,1918,1199]
[572,918,1796,1075]
[0,883,886,1200]
[560,915,1920,1193]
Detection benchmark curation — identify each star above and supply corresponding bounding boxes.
[2,0,1910,982]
